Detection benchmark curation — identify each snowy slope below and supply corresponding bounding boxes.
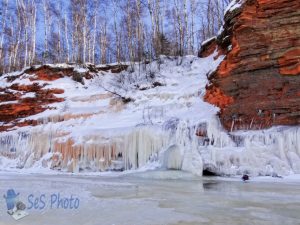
[0,52,300,177]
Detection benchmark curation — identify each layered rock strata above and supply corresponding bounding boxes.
[203,0,300,131]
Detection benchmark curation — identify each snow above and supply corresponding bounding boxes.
[225,0,245,14]
[217,25,224,36]
[74,67,89,73]
[0,54,222,175]
[0,100,18,106]
[215,0,244,39]
[21,92,36,98]
[0,52,299,180]
[201,36,216,46]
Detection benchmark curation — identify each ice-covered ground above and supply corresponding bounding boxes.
[0,171,299,225]
[0,52,300,177]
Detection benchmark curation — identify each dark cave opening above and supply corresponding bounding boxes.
[203,169,218,176]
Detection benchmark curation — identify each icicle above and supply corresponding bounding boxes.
[161,145,183,170]
[1,116,300,177]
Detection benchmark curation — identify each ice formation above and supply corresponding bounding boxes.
[0,52,299,177]
[161,145,183,170]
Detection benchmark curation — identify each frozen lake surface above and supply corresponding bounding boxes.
[0,171,299,225]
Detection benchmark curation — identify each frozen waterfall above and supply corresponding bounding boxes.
[1,117,300,176]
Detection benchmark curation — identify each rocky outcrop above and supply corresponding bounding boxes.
[0,64,130,132]
[0,67,68,131]
[203,0,300,131]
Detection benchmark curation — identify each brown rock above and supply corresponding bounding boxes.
[0,64,106,131]
[203,0,300,131]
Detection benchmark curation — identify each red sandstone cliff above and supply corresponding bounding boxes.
[203,0,300,131]
[0,64,128,132]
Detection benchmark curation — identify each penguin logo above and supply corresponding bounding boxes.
[3,189,19,211]
[3,189,28,220]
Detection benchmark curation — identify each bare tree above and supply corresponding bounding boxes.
[0,0,232,74]
[43,0,50,63]
[30,0,37,65]
[0,0,8,72]
[64,12,70,63]
[99,11,108,64]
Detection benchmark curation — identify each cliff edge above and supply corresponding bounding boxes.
[202,0,300,131]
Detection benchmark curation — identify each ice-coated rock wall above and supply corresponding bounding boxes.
[1,116,300,177]
[0,50,299,177]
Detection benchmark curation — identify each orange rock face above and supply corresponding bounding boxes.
[0,85,65,131]
[0,66,71,131]
[0,64,129,132]
[203,0,300,131]
[204,86,234,109]
[278,48,300,75]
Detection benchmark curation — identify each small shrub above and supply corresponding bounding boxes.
[72,72,85,85]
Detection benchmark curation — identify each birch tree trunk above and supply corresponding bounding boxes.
[82,11,86,64]
[136,0,142,61]
[64,13,70,63]
[43,0,49,63]
[183,0,188,53]
[8,16,14,72]
[147,0,155,59]
[31,0,36,65]
[174,0,183,56]
[19,0,29,68]
[13,1,22,70]
[92,14,97,64]
[100,18,107,64]
[190,0,196,54]
[112,0,120,63]
[0,0,8,72]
